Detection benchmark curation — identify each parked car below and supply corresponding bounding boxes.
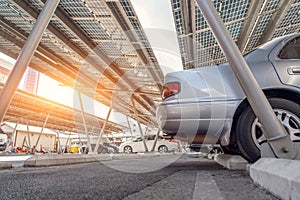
[156,33,300,162]
[70,142,119,154]
[119,135,179,153]
[0,133,7,151]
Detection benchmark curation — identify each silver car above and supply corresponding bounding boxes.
[156,33,300,162]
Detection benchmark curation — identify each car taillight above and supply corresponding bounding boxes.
[169,139,176,143]
[162,82,180,100]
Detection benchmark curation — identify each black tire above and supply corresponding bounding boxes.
[220,144,241,155]
[158,145,168,153]
[123,146,132,154]
[236,98,300,163]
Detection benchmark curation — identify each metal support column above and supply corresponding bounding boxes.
[94,107,112,153]
[34,113,50,148]
[195,0,296,159]
[11,122,19,148]
[76,131,82,154]
[151,129,161,152]
[0,0,60,123]
[57,131,62,154]
[26,122,31,150]
[143,120,150,136]
[64,133,71,153]
[75,131,82,144]
[131,96,148,152]
[77,91,92,153]
[126,116,134,140]
[5,122,18,152]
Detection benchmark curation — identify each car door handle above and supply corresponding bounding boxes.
[288,67,300,74]
[292,68,300,73]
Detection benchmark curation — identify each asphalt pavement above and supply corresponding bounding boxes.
[0,155,278,200]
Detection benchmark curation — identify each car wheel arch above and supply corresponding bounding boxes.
[228,88,300,147]
[123,145,133,153]
[158,145,168,153]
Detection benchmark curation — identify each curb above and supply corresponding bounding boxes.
[250,158,300,200]
[214,154,248,170]
[24,154,112,167]
[23,153,177,167]
[0,162,12,169]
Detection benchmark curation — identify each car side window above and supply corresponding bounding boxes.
[133,137,142,142]
[147,135,155,140]
[278,36,300,59]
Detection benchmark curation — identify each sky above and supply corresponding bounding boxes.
[130,0,183,74]
[131,0,175,31]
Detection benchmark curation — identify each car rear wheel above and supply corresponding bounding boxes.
[123,146,133,154]
[221,144,241,155]
[158,145,168,153]
[236,98,300,163]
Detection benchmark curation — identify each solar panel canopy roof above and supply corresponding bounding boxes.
[171,0,300,69]
[0,0,164,131]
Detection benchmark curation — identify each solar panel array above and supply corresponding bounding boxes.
[171,0,300,69]
[0,0,164,132]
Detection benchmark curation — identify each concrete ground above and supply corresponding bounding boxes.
[0,155,278,200]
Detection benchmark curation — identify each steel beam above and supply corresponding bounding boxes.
[258,0,294,45]
[4,122,19,152]
[64,133,71,153]
[11,122,19,148]
[56,131,62,153]
[131,96,148,152]
[34,113,50,148]
[77,91,92,153]
[77,131,82,144]
[151,129,161,152]
[195,0,296,159]
[26,122,31,150]
[0,0,60,123]
[237,0,266,53]
[126,116,134,140]
[182,0,196,69]
[94,107,112,153]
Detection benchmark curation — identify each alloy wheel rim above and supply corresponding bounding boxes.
[124,146,131,153]
[159,146,167,153]
[251,109,300,149]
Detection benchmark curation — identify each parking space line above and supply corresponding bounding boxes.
[193,172,224,200]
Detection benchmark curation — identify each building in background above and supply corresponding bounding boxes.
[23,68,40,94]
[0,56,40,94]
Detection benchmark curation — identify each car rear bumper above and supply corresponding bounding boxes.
[156,100,239,144]
[166,144,178,152]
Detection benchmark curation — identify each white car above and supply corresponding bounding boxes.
[0,133,7,151]
[119,135,179,153]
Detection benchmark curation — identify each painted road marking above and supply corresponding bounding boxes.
[193,172,224,200]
